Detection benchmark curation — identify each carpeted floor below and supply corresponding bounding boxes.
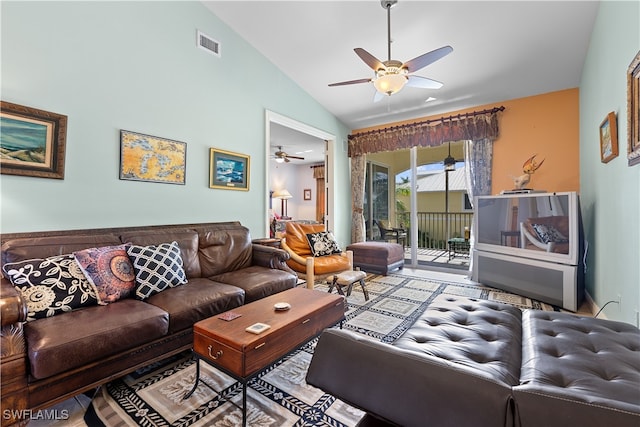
[75,270,557,427]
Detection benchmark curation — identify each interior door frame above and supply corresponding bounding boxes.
[264,110,336,237]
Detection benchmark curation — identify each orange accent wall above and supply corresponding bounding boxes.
[353,88,580,194]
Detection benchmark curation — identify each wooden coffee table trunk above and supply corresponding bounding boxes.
[188,287,345,426]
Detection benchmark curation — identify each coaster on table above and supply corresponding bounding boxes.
[246,323,271,334]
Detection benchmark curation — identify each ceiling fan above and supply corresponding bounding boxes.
[328,0,453,102]
[272,146,304,163]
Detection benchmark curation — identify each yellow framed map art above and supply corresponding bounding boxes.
[119,130,186,185]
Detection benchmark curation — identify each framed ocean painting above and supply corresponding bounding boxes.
[0,101,67,179]
[209,148,250,191]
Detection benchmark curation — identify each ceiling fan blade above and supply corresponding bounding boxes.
[286,155,305,160]
[284,157,290,163]
[354,48,385,71]
[402,45,453,73]
[328,77,373,87]
[406,75,444,89]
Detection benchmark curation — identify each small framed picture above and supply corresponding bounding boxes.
[599,111,618,163]
[303,188,311,200]
[627,51,640,166]
[209,148,250,191]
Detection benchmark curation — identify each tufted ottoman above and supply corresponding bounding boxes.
[307,294,640,427]
[346,241,404,275]
[513,310,640,427]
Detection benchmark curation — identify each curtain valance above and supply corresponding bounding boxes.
[348,106,504,157]
[311,165,325,180]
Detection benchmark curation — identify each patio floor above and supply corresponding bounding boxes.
[404,247,470,270]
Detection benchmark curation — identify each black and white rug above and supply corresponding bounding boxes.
[85,271,557,426]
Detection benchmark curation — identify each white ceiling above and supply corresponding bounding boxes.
[203,0,599,162]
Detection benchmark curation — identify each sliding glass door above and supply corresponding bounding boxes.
[364,162,389,240]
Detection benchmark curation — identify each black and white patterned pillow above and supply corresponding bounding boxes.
[2,254,99,321]
[126,241,188,300]
[306,232,342,257]
[531,224,569,244]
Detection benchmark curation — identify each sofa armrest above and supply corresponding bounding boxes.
[251,244,296,274]
[306,329,514,427]
[1,278,27,327]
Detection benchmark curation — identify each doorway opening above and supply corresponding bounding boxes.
[265,111,336,238]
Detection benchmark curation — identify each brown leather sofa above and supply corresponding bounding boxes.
[0,221,297,427]
[307,294,640,427]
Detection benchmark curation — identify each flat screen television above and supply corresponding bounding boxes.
[474,191,584,267]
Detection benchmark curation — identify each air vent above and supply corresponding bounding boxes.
[196,30,220,57]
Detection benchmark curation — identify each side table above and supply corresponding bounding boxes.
[252,238,281,248]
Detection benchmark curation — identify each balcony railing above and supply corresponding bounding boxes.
[396,211,473,250]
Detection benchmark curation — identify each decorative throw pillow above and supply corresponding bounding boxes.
[74,245,135,304]
[126,241,188,300]
[306,231,342,257]
[1,254,99,321]
[531,224,569,244]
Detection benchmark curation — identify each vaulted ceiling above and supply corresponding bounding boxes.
[204,1,599,131]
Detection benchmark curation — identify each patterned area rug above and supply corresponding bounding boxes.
[85,272,557,427]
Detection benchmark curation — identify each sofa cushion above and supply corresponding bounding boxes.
[24,299,169,380]
[127,241,188,300]
[306,231,342,257]
[211,265,297,303]
[145,278,245,333]
[286,253,352,275]
[198,226,253,277]
[2,254,99,321]
[120,229,201,279]
[74,245,136,304]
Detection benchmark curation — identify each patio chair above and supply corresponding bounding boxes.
[375,219,407,248]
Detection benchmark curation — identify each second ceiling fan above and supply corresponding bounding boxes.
[273,146,304,163]
[329,0,453,102]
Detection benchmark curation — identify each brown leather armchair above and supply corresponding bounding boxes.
[280,222,352,288]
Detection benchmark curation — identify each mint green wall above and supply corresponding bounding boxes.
[580,1,640,325]
[0,1,351,240]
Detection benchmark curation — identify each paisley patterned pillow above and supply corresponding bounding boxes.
[306,231,342,257]
[74,245,136,304]
[2,254,99,321]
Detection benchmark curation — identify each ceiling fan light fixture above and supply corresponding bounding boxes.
[275,157,285,163]
[374,72,407,96]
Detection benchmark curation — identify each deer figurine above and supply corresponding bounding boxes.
[513,154,545,189]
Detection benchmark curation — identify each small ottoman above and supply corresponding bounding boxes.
[346,241,404,275]
[327,270,369,300]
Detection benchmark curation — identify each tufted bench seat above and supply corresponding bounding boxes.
[306,295,640,427]
[514,310,640,427]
